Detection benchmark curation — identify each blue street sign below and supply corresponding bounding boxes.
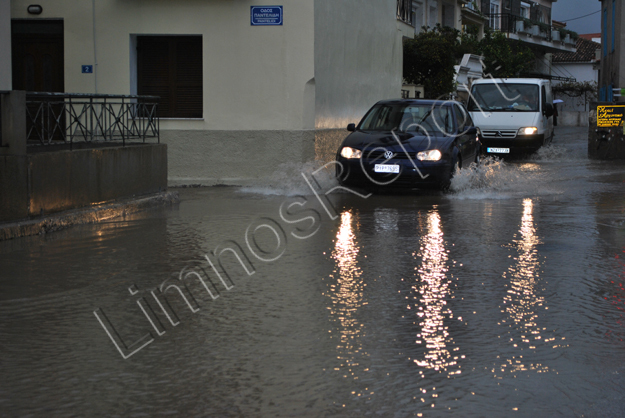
[251,6,283,26]
[82,65,93,74]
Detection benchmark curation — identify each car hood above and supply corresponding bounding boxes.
[340,130,454,154]
[469,111,539,130]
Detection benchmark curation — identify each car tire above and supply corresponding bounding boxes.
[474,146,481,165]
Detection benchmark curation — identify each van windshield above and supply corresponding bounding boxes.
[468,83,539,112]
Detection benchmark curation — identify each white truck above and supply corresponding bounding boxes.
[467,78,555,155]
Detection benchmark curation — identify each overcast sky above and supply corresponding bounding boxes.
[551,0,601,35]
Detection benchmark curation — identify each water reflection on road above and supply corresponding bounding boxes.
[2,129,625,417]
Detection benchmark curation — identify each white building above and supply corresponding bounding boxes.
[552,36,601,126]
[4,0,413,185]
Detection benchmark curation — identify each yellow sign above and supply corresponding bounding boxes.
[597,105,625,127]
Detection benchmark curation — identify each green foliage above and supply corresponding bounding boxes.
[478,29,535,78]
[553,81,597,99]
[403,25,462,98]
[536,22,551,33]
[553,81,597,111]
[403,27,536,98]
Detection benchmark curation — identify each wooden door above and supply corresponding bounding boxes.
[12,20,65,143]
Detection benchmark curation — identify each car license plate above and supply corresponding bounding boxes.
[487,147,510,154]
[374,164,400,173]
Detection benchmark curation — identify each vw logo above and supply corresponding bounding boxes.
[384,150,394,159]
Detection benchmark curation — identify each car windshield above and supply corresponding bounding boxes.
[358,103,454,134]
[468,83,539,112]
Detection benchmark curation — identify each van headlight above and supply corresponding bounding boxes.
[340,147,362,159]
[518,127,538,135]
[416,149,442,161]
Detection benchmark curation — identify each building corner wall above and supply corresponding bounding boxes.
[313,0,404,130]
[0,0,11,90]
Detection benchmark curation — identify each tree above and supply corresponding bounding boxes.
[403,25,461,99]
[478,29,535,78]
[403,27,535,98]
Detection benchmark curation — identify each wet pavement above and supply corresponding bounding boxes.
[2,127,625,417]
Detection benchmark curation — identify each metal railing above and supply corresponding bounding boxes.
[26,92,159,148]
[485,13,578,45]
[463,1,479,12]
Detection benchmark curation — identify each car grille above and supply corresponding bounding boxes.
[481,129,517,139]
[363,149,415,160]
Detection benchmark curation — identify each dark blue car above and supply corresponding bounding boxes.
[336,99,481,191]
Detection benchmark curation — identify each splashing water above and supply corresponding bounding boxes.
[528,143,586,162]
[239,161,340,196]
[449,156,558,199]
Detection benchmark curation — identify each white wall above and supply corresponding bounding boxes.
[314,0,412,128]
[553,62,598,111]
[0,0,11,90]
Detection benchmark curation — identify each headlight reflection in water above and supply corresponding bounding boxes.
[497,198,565,376]
[412,210,461,376]
[327,211,372,397]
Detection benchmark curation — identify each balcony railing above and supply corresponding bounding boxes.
[463,1,480,13]
[25,92,159,149]
[485,13,578,45]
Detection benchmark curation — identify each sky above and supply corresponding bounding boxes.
[551,0,601,35]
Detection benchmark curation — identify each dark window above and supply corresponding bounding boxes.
[453,104,468,130]
[137,36,203,118]
[11,19,64,92]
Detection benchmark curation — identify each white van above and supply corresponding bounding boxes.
[467,78,555,155]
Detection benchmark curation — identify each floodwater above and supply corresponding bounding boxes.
[2,127,625,417]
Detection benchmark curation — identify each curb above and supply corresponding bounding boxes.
[0,191,180,241]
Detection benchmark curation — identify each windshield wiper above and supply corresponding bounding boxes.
[417,109,432,124]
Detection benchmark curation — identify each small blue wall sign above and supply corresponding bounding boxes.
[251,6,283,26]
[82,65,93,74]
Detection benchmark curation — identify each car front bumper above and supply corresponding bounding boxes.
[336,157,453,190]
[481,134,545,154]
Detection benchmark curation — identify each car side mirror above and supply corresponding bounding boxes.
[543,103,554,118]
[347,123,356,132]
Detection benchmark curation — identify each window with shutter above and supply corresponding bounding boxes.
[137,36,203,118]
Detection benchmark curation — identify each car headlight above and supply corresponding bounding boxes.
[416,149,442,161]
[518,127,538,135]
[340,147,362,159]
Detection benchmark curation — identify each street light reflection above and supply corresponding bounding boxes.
[499,198,554,375]
[413,210,458,374]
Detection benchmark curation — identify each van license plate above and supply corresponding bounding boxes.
[374,164,400,173]
[487,147,510,154]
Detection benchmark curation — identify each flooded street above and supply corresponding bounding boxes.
[2,127,625,417]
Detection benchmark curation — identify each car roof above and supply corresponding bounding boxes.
[471,78,547,85]
[373,99,457,106]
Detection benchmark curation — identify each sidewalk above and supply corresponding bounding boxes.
[554,126,587,141]
[0,191,179,241]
